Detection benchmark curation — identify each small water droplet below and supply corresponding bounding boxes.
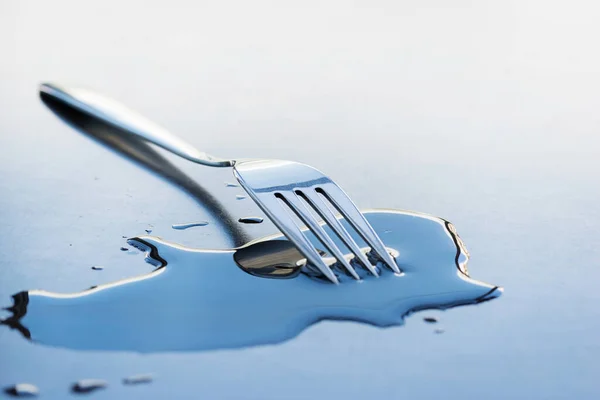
[3,383,39,397]
[91,266,104,271]
[434,329,445,334]
[71,379,107,394]
[172,222,209,230]
[123,374,154,385]
[423,317,438,324]
[120,247,129,252]
[236,195,247,200]
[122,235,127,239]
[239,217,264,224]
[225,182,239,187]
[145,229,153,234]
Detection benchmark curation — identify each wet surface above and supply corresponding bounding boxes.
[2,211,500,353]
[2,1,600,398]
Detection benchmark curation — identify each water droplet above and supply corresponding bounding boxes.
[123,374,154,385]
[423,317,438,324]
[434,329,445,334]
[172,222,209,230]
[71,379,107,394]
[236,195,247,200]
[239,217,264,224]
[225,182,239,187]
[145,229,153,234]
[3,383,39,397]
[120,247,129,252]
[91,266,104,271]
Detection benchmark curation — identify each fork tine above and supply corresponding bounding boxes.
[298,190,379,277]
[316,185,401,274]
[251,193,339,284]
[277,192,361,280]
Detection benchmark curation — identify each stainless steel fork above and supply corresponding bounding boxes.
[40,82,400,284]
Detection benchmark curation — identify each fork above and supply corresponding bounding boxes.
[40,82,400,284]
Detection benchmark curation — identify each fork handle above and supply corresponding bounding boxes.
[39,82,233,167]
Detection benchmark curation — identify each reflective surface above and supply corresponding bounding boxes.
[235,160,399,283]
[2,211,500,352]
[40,83,233,167]
[44,83,398,284]
[2,1,600,398]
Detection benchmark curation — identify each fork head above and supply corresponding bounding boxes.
[233,160,400,284]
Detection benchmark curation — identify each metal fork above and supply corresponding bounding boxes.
[40,83,400,284]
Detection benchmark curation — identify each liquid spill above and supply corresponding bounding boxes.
[91,266,104,271]
[225,182,239,187]
[423,317,438,324]
[123,374,153,385]
[171,222,209,230]
[71,379,107,394]
[3,383,39,397]
[236,195,247,200]
[119,247,128,252]
[238,216,264,224]
[1,210,501,353]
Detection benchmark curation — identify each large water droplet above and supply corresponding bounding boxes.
[123,374,153,385]
[423,317,438,324]
[236,195,247,200]
[3,383,39,397]
[71,379,107,394]
[238,217,264,224]
[172,222,209,230]
[91,266,104,271]
[3,210,501,354]
[120,247,128,252]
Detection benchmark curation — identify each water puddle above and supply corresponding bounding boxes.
[1,210,501,353]
[171,222,209,230]
[3,383,39,397]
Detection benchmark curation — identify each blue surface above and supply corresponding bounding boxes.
[1,1,599,398]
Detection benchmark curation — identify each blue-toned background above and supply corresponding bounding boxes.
[1,1,599,398]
